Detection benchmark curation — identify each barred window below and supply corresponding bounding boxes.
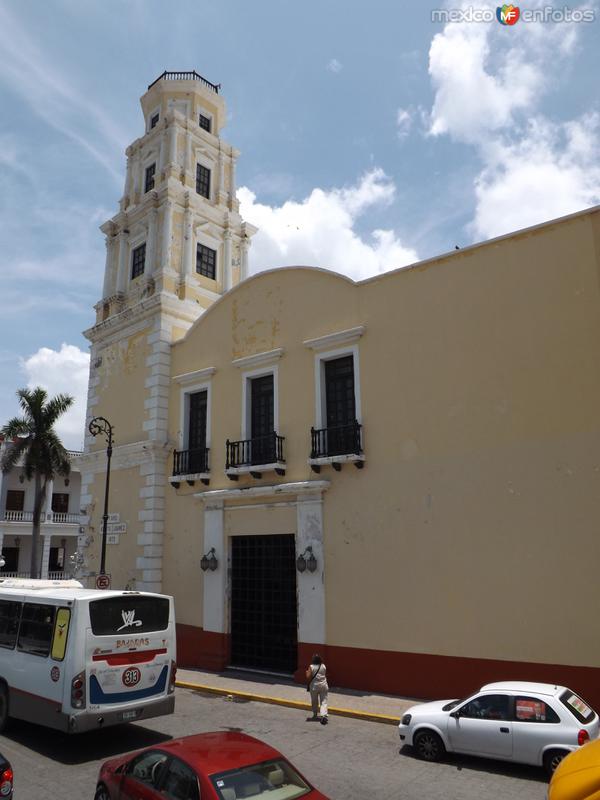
[196,163,211,199]
[131,243,146,279]
[144,163,156,193]
[196,243,216,280]
[150,113,159,129]
[199,113,211,133]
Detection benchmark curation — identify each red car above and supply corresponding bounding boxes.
[94,731,329,800]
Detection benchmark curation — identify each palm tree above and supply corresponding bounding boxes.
[1,388,74,579]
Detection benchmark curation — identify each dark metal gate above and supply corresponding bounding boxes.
[230,534,298,673]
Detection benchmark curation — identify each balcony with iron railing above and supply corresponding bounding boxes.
[310,421,364,472]
[148,71,220,94]
[170,447,210,487]
[226,432,286,480]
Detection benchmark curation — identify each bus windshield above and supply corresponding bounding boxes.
[89,596,169,636]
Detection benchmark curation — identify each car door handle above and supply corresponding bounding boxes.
[500,727,509,733]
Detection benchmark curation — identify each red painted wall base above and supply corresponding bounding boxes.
[177,625,600,711]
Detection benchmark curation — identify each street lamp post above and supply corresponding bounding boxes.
[88,416,114,577]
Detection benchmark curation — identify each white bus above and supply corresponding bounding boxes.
[0,579,176,733]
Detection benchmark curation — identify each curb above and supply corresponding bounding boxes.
[175,680,401,725]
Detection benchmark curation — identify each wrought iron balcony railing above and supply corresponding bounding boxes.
[172,447,210,476]
[148,71,220,94]
[310,421,363,459]
[226,432,285,470]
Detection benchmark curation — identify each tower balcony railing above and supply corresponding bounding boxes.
[225,432,286,479]
[172,447,210,477]
[148,71,220,94]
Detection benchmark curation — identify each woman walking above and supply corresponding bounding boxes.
[306,653,329,725]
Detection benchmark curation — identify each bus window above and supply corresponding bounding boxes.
[17,603,56,657]
[0,600,21,649]
[51,607,71,661]
[89,596,169,635]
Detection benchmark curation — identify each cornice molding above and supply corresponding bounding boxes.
[232,348,284,370]
[194,480,330,505]
[173,367,216,385]
[303,325,366,351]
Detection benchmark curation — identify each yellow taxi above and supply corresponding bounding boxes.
[548,738,600,800]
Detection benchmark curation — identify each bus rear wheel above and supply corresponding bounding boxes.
[0,685,9,732]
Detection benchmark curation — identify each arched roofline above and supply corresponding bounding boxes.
[180,265,357,342]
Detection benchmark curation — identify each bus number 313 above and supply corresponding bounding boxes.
[122,667,141,687]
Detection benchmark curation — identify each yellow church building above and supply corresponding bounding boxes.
[79,71,600,707]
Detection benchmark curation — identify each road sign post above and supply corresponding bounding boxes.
[96,574,111,590]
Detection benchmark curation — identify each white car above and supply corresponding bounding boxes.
[398,681,599,775]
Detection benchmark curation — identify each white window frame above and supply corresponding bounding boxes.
[129,231,147,283]
[147,105,161,133]
[197,106,214,134]
[179,381,212,457]
[195,151,215,202]
[241,364,279,441]
[195,228,220,282]
[144,161,156,194]
[313,344,361,431]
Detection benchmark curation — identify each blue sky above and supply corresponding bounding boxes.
[0,0,599,448]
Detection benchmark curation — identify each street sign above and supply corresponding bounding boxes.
[106,534,120,545]
[107,513,120,523]
[106,522,127,534]
[96,574,111,590]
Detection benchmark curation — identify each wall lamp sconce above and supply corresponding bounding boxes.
[296,546,317,574]
[14,537,21,548]
[200,547,218,572]
[64,477,70,487]
[18,474,24,484]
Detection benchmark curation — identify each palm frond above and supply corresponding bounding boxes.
[0,436,29,473]
[2,386,73,481]
[44,394,74,427]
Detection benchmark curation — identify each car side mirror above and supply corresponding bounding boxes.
[450,710,461,719]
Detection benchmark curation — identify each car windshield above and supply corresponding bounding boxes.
[560,690,596,724]
[210,758,311,800]
[442,699,463,711]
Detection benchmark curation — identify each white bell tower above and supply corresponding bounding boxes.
[80,72,256,591]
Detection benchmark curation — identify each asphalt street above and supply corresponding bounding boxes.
[0,687,550,799]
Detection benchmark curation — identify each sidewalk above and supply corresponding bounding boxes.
[176,667,415,725]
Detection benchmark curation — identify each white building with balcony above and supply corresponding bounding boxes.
[0,438,83,578]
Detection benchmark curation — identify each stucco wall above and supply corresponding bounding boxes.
[166,209,600,670]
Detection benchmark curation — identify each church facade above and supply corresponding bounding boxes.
[79,72,600,706]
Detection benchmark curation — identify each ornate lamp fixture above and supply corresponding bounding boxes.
[200,547,218,572]
[296,546,317,573]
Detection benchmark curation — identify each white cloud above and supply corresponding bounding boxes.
[428,22,541,143]
[238,169,418,280]
[426,5,600,240]
[327,59,343,74]
[472,114,600,239]
[20,344,90,451]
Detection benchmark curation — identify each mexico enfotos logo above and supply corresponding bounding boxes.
[431,5,596,23]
